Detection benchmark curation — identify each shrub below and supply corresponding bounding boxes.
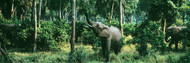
[105,20,120,28]
[73,46,88,63]
[37,20,71,51]
[123,23,136,36]
[75,22,88,43]
[0,15,72,51]
[132,21,164,56]
[80,28,101,49]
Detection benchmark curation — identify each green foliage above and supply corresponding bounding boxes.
[81,29,100,46]
[176,19,184,26]
[123,23,136,36]
[132,21,164,56]
[95,0,120,19]
[0,14,12,24]
[148,0,178,27]
[178,53,190,63]
[105,20,120,28]
[0,15,72,51]
[75,22,88,43]
[0,55,6,63]
[123,0,139,15]
[74,22,101,48]
[37,20,71,51]
[78,0,97,16]
[105,20,137,36]
[73,46,88,63]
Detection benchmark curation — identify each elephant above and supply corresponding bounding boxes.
[84,13,122,62]
[165,26,187,51]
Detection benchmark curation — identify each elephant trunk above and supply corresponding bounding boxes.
[84,13,93,25]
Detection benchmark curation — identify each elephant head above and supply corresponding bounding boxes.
[166,26,187,39]
[84,13,110,37]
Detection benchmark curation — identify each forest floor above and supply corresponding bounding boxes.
[3,43,189,63]
[1,36,190,63]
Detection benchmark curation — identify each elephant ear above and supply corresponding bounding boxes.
[98,28,110,37]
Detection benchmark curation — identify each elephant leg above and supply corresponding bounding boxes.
[114,42,121,55]
[103,38,111,62]
[101,41,106,57]
[114,48,119,55]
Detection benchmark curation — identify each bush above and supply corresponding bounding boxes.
[105,20,120,28]
[123,23,136,36]
[132,21,164,56]
[0,15,72,51]
[37,20,71,51]
[73,46,88,62]
[73,21,102,49]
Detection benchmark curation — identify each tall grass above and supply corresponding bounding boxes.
[1,43,188,63]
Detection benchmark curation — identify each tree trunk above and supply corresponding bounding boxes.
[136,15,138,26]
[110,0,114,21]
[79,15,82,21]
[71,0,76,54]
[163,19,166,42]
[50,10,53,21]
[20,14,23,21]
[38,0,42,28]
[32,0,37,52]
[41,0,46,20]
[120,0,123,36]
[126,14,130,23]
[59,0,62,20]
[2,0,12,19]
[65,6,69,22]
[11,0,14,18]
[131,15,133,23]
[122,7,125,24]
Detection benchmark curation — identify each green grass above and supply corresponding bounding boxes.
[1,36,190,63]
[0,43,188,63]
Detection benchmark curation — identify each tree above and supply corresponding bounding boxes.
[32,0,37,52]
[120,0,123,35]
[186,1,190,22]
[59,0,62,19]
[71,0,76,54]
[0,0,13,19]
[135,0,152,25]
[14,0,31,20]
[41,0,48,20]
[123,0,139,23]
[148,0,181,27]
[96,0,120,21]
[38,0,42,27]
[179,0,190,24]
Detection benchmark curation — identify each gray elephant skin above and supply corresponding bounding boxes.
[165,26,187,51]
[84,13,122,62]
